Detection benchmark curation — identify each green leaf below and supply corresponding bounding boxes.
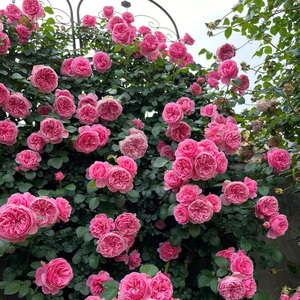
[89,254,100,269]
[252,289,269,300]
[232,78,242,86]
[2,174,14,183]
[216,268,228,277]
[210,277,219,294]
[30,261,42,269]
[31,293,44,300]
[89,197,100,210]
[210,235,220,246]
[225,27,232,39]
[45,248,57,261]
[4,281,21,295]
[101,280,119,300]
[214,256,229,268]
[88,180,96,188]
[271,250,283,263]
[65,184,76,191]
[19,284,29,297]
[258,186,269,196]
[165,64,174,71]
[51,157,63,169]
[76,226,88,239]
[189,224,201,238]
[153,157,168,168]
[241,240,252,252]
[126,190,139,199]
[44,6,54,14]
[223,18,230,25]
[25,171,36,181]
[11,73,24,80]
[139,264,159,277]
[198,275,212,288]
[151,126,161,137]
[170,234,182,246]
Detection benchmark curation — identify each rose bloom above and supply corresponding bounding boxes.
[90,214,115,239]
[251,119,263,132]
[200,104,217,117]
[39,117,69,144]
[138,26,152,35]
[55,172,64,181]
[164,170,185,191]
[112,23,132,45]
[76,104,98,125]
[0,32,10,55]
[206,194,222,213]
[150,271,173,300]
[166,122,191,142]
[160,145,175,161]
[60,58,74,76]
[154,31,166,43]
[86,270,113,296]
[0,120,19,146]
[29,196,59,227]
[86,161,110,181]
[198,139,219,156]
[97,231,127,257]
[180,32,195,45]
[290,291,300,300]
[162,102,184,128]
[176,184,202,206]
[216,247,235,263]
[102,6,114,19]
[85,297,104,300]
[53,96,76,120]
[207,78,220,89]
[154,219,166,230]
[255,196,279,219]
[243,277,257,299]
[188,199,214,224]
[97,96,122,122]
[82,15,97,28]
[218,275,246,300]
[35,258,73,295]
[132,118,144,130]
[157,241,182,262]
[267,147,291,173]
[178,52,194,69]
[22,0,40,16]
[0,204,37,242]
[27,132,45,152]
[219,130,241,155]
[230,253,254,276]
[267,214,289,239]
[73,127,100,154]
[232,74,250,95]
[55,197,71,223]
[189,82,202,96]
[218,59,239,85]
[176,97,195,116]
[15,150,41,172]
[216,152,228,174]
[3,92,32,119]
[173,204,189,225]
[117,156,137,177]
[222,181,249,206]
[78,93,98,108]
[244,177,257,199]
[172,156,193,180]
[216,43,236,62]
[0,83,10,106]
[106,166,133,194]
[71,56,92,77]
[126,250,141,270]
[140,34,159,56]
[36,105,53,115]
[115,212,141,236]
[54,89,74,100]
[5,4,23,24]
[93,52,111,73]
[256,98,271,112]
[193,152,218,181]
[7,192,34,207]
[175,139,199,158]
[122,12,134,23]
[29,65,58,93]
[168,41,187,62]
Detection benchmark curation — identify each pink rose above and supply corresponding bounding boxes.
[115,212,141,236]
[150,271,173,300]
[204,122,224,144]
[290,291,300,300]
[86,270,113,296]
[176,97,195,116]
[93,52,111,73]
[0,119,19,146]
[173,204,189,225]
[154,31,166,43]
[29,65,58,93]
[232,74,250,95]
[200,104,217,117]
[36,105,52,115]
[280,295,290,300]
[176,184,202,206]
[198,139,219,156]
[172,156,193,181]
[35,258,73,295]
[3,92,32,119]
[86,161,111,187]
[212,113,226,124]
[140,34,159,56]
[127,250,142,270]
[267,214,288,239]
[76,104,98,125]
[138,26,151,35]
[55,197,71,223]
[230,253,254,276]
[189,82,201,96]
[0,204,37,242]
[255,196,279,219]
[73,127,100,154]
[106,166,133,194]
[132,118,144,130]
[175,139,199,158]
[216,247,235,263]
[60,58,74,76]
[160,145,175,161]
[91,124,111,148]
[29,196,59,227]
[39,117,69,144]
[15,150,41,172]
[85,296,104,300]
[244,177,257,199]
[154,219,166,230]
[206,194,222,213]
[168,41,187,62]
[117,156,137,177]
[188,199,214,224]
[97,96,122,122]
[267,147,291,173]
[162,102,184,128]
[218,59,239,85]
[112,23,132,45]
[243,277,257,299]
[157,241,182,262]
[207,77,220,89]
[90,214,115,238]
[216,43,236,62]
[97,232,127,257]
[166,122,191,142]
[7,192,34,207]
[219,130,241,155]
[0,32,10,55]
[216,152,228,174]
[180,32,195,45]
[22,0,40,16]
[102,6,114,19]
[221,181,249,206]
[27,132,45,152]
[5,4,23,24]
[82,15,97,28]
[197,77,205,83]
[122,12,134,23]
[55,172,64,181]
[218,275,246,300]
[106,16,124,32]
[164,170,185,191]
[0,83,10,106]
[53,96,76,119]
[193,152,218,181]
[54,89,74,101]
[71,57,92,77]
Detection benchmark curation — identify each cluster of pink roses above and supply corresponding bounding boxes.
[173,184,222,225]
[156,139,175,161]
[0,193,71,243]
[255,196,288,239]
[266,147,291,173]
[216,247,257,300]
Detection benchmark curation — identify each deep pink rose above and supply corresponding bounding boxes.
[150,271,173,300]
[5,4,23,24]
[200,104,217,117]
[71,57,92,77]
[30,65,58,93]
[117,156,137,177]
[91,124,111,148]
[218,59,239,85]
[290,291,300,300]
[93,52,111,73]
[55,172,64,181]
[0,119,19,146]
[175,139,199,158]
[97,96,122,122]
[162,102,184,128]
[189,82,201,96]
[267,147,291,173]
[106,16,123,32]
[60,58,74,76]
[112,23,132,45]
[218,275,246,300]
[230,253,254,276]
[82,15,97,28]
[244,177,257,199]
[176,97,195,116]
[7,192,34,207]
[176,184,202,206]
[172,156,193,180]
[15,150,41,172]
[22,0,40,16]
[168,41,187,62]
[0,204,37,242]
[193,152,218,181]
[157,241,182,262]
[85,296,104,300]
[255,196,279,219]
[206,194,222,213]
[243,277,257,298]
[204,122,224,144]
[122,12,134,23]
[102,6,114,19]
[0,32,10,54]
[53,96,76,119]
[27,132,45,152]
[188,199,214,224]
[156,139,167,153]
[216,43,236,62]
[207,77,220,89]
[166,122,191,142]
[198,139,219,156]
[132,118,144,130]
[97,232,127,257]
[180,32,195,45]
[86,270,113,296]
[173,204,189,224]
[154,31,166,43]
[212,113,226,124]
[73,127,100,154]
[216,152,228,174]
[86,161,110,183]
[232,74,250,95]
[29,196,59,227]
[216,247,235,263]
[76,104,98,125]
[35,258,73,295]
[55,197,71,223]
[0,83,10,106]
[115,212,141,236]
[90,214,115,239]
[164,170,185,191]
[160,145,175,161]
[140,34,158,56]
[36,105,53,115]
[127,250,142,270]
[138,26,151,35]
[267,214,288,239]
[222,181,249,206]
[39,117,69,144]
[4,92,32,119]
[106,166,133,194]
[154,219,166,230]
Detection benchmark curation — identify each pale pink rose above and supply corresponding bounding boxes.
[36,105,52,115]
[154,31,166,43]
[0,204,37,242]
[60,58,74,76]
[93,52,111,73]
[102,6,114,19]
[175,139,199,158]
[53,96,76,119]
[0,32,10,55]
[219,130,241,155]
[243,277,257,298]
[106,166,133,194]
[232,74,250,95]
[112,23,131,45]
[115,212,141,236]
[39,117,68,144]
[166,122,191,142]
[71,57,92,77]
[73,127,100,154]
[267,147,291,173]
[206,194,222,213]
[216,43,236,62]
[173,204,189,224]
[255,196,279,219]
[118,272,151,300]
[216,247,235,263]
[154,219,166,229]
[162,102,184,128]
[78,93,98,108]
[90,214,115,239]
[267,214,288,239]
[117,156,137,177]
[176,97,195,116]
[5,4,23,24]
[132,118,144,130]
[55,172,64,181]
[7,192,34,207]
[54,89,74,100]
[178,52,194,69]
[127,250,142,270]
[22,0,40,16]
[200,104,217,117]
[243,177,257,199]
[180,32,195,45]
[193,152,217,181]
[172,156,193,180]
[76,104,98,125]
[156,139,166,153]
[222,181,249,206]
[30,196,59,227]
[168,41,187,62]
[188,199,214,224]
[122,12,134,23]
[160,145,175,161]
[216,152,228,174]
[138,26,152,35]
[157,241,181,262]
[218,59,239,85]
[150,271,173,300]
[106,16,124,32]
[35,258,73,295]
[0,83,10,106]
[82,15,97,28]
[86,270,113,296]
[91,124,111,148]
[207,78,220,89]
[15,150,41,172]
[176,184,202,206]
[0,120,19,146]
[27,132,45,153]
[164,170,185,191]
[218,275,246,300]
[29,65,58,93]
[189,82,201,96]
[97,96,123,122]
[230,253,254,276]
[3,92,32,119]
[97,232,127,257]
